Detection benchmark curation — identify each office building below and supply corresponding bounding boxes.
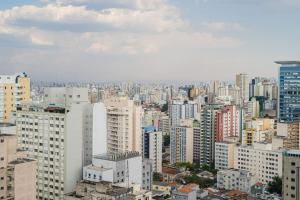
[0,123,36,200]
[0,72,30,123]
[276,61,300,122]
[234,142,283,184]
[283,150,300,200]
[142,125,162,173]
[105,97,143,154]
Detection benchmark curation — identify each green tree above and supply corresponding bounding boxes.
[163,135,170,147]
[267,176,282,195]
[161,103,168,113]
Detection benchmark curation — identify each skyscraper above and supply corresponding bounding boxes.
[276,61,300,122]
[0,72,30,123]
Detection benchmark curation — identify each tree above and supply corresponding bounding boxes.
[163,135,170,147]
[183,174,214,188]
[161,103,168,113]
[153,172,163,182]
[267,176,282,195]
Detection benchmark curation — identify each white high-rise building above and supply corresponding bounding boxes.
[83,102,107,166]
[236,73,249,103]
[105,97,143,154]
[234,142,283,184]
[16,87,103,200]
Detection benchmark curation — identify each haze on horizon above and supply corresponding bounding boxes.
[0,0,299,82]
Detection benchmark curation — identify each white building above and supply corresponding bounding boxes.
[217,169,256,193]
[16,87,101,200]
[83,152,153,190]
[234,142,283,184]
[236,73,249,103]
[105,97,143,154]
[83,102,107,166]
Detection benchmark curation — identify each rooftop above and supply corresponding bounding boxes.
[94,151,140,161]
[275,61,300,65]
[0,123,15,127]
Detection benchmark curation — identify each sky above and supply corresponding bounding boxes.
[0,0,300,82]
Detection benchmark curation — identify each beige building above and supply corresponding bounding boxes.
[275,122,300,150]
[105,97,143,154]
[283,150,300,200]
[0,123,36,200]
[0,73,30,123]
[215,141,236,170]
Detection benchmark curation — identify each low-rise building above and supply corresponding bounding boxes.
[217,169,256,193]
[172,184,199,200]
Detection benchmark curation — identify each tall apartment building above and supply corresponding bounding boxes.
[247,97,260,118]
[0,123,36,200]
[158,114,169,135]
[193,104,223,165]
[276,61,300,122]
[168,100,199,126]
[17,87,94,200]
[105,97,143,154]
[217,169,256,193]
[216,105,241,142]
[142,125,162,173]
[170,125,193,164]
[234,142,283,184]
[273,122,300,150]
[283,150,300,200]
[236,73,249,104]
[0,72,30,123]
[215,141,236,170]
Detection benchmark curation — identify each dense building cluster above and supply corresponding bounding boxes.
[0,61,300,200]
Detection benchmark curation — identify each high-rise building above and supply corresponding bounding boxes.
[0,123,36,200]
[142,125,162,173]
[247,97,260,118]
[236,73,249,103]
[168,100,199,126]
[170,125,193,164]
[234,142,283,184]
[283,150,300,200]
[215,141,236,170]
[216,105,241,142]
[105,97,143,154]
[0,72,30,123]
[83,103,107,166]
[276,61,300,122]
[17,87,91,200]
[193,104,223,165]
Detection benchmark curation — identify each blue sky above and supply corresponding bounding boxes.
[0,0,299,82]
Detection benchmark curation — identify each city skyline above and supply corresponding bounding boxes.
[1,0,300,82]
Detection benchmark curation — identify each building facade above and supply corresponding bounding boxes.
[283,150,300,200]
[0,123,36,200]
[276,61,300,122]
[142,125,162,173]
[0,72,30,123]
[105,98,143,154]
